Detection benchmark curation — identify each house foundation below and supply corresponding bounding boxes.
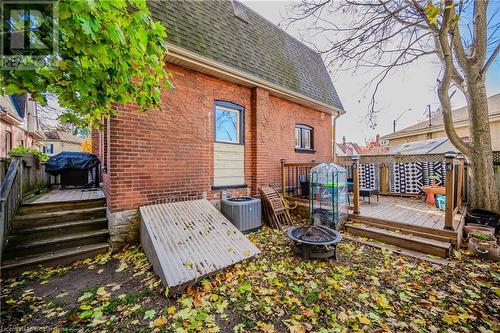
[106,208,140,249]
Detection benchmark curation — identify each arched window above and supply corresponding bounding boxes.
[294,124,314,151]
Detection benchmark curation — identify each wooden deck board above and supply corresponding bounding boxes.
[30,189,105,204]
[350,196,458,230]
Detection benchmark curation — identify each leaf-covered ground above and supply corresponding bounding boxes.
[1,227,499,332]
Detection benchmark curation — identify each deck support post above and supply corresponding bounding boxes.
[352,156,360,215]
[280,159,286,195]
[455,155,464,212]
[444,152,456,231]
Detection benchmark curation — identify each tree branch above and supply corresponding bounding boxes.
[471,0,488,65]
[436,0,471,157]
[481,42,500,74]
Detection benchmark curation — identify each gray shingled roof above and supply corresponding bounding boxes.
[148,0,344,111]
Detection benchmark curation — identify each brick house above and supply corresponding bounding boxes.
[92,1,345,246]
[0,94,44,159]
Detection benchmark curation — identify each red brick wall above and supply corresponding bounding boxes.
[96,64,333,213]
[0,120,35,158]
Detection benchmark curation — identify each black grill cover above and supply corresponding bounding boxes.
[45,152,100,176]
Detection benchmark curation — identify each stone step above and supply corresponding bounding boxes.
[1,243,109,276]
[13,207,106,229]
[4,229,109,260]
[346,223,452,258]
[17,198,105,215]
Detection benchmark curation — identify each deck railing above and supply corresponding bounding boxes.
[0,155,49,259]
[280,160,321,198]
[0,159,22,259]
[280,154,466,232]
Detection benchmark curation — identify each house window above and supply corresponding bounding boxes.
[214,101,244,144]
[43,144,54,154]
[5,131,12,155]
[294,125,314,151]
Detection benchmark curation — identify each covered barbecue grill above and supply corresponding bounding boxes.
[45,152,100,188]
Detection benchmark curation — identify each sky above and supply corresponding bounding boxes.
[241,0,500,145]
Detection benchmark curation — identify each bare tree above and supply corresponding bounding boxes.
[289,0,500,211]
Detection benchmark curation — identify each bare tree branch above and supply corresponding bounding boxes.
[482,42,500,74]
[436,0,471,157]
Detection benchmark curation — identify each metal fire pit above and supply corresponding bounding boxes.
[287,225,342,259]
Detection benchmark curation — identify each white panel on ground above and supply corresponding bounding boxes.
[140,199,260,292]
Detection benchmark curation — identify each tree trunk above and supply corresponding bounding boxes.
[466,79,500,212]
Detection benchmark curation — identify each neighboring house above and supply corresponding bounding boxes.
[42,131,84,156]
[91,1,344,246]
[0,94,44,158]
[381,93,500,150]
[336,136,360,157]
[358,134,389,155]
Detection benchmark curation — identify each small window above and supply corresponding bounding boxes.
[5,131,12,154]
[294,125,314,151]
[44,144,53,154]
[214,101,244,144]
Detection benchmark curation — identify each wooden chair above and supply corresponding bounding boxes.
[259,186,295,230]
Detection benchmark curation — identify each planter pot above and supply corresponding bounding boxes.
[465,209,499,235]
[463,224,496,239]
[468,237,499,259]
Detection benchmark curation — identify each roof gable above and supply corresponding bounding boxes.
[148,0,343,111]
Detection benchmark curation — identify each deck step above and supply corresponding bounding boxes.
[1,243,109,275]
[11,217,107,235]
[348,215,453,243]
[18,198,105,215]
[13,207,106,229]
[346,223,452,258]
[4,229,109,259]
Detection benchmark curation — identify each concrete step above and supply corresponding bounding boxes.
[7,217,108,243]
[18,198,105,215]
[4,229,109,259]
[13,207,106,229]
[346,223,452,258]
[1,243,109,276]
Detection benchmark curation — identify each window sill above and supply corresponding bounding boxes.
[295,148,316,154]
[211,184,248,190]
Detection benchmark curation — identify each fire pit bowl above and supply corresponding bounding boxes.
[287,225,342,259]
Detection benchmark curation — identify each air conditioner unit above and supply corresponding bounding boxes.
[221,196,261,234]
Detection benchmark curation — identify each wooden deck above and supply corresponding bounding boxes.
[28,189,105,204]
[350,195,462,230]
[347,195,464,251]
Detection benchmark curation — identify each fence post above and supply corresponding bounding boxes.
[280,159,286,195]
[352,156,360,215]
[444,151,456,230]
